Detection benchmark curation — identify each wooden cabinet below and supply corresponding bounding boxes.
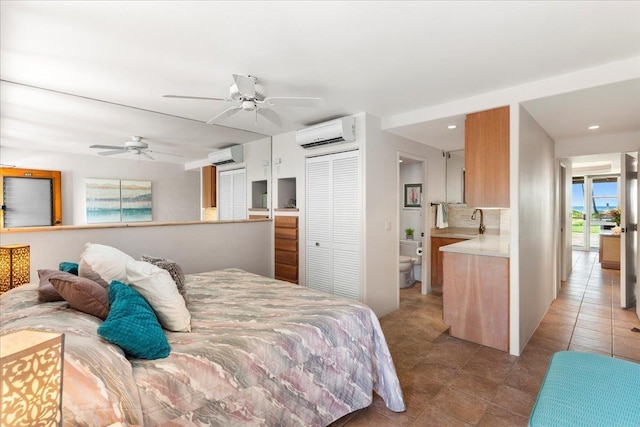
[202,165,216,208]
[599,234,620,270]
[431,237,466,287]
[443,252,509,352]
[465,106,510,207]
[275,216,299,284]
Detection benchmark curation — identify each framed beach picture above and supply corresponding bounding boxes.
[121,180,152,222]
[404,183,422,208]
[86,179,122,223]
[86,179,152,223]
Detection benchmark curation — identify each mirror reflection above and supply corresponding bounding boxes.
[446,149,465,203]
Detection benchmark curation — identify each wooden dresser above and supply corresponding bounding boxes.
[275,216,299,283]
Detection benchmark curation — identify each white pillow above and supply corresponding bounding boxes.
[126,259,191,332]
[78,243,134,288]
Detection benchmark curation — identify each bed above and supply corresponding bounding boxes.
[0,267,405,426]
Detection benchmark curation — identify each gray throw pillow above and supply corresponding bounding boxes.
[140,255,186,295]
[37,269,65,302]
[49,272,110,320]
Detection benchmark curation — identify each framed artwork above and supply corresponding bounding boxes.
[404,183,422,208]
[121,180,152,222]
[86,179,152,223]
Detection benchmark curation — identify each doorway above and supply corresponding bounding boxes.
[397,153,428,296]
[571,175,619,251]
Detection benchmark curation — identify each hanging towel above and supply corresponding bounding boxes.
[436,202,449,229]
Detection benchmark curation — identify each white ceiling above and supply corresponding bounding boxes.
[1,1,639,163]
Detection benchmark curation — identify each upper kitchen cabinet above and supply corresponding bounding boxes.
[465,106,510,208]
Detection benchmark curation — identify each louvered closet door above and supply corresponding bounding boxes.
[306,157,332,294]
[218,168,246,221]
[331,151,361,300]
[306,150,360,300]
[218,171,233,220]
[232,169,247,220]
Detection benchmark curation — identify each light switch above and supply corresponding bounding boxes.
[384,220,392,231]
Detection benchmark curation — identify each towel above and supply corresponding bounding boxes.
[436,202,448,229]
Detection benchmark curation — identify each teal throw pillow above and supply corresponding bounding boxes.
[97,281,170,360]
[59,262,79,275]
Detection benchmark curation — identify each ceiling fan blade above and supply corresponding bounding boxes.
[147,150,183,157]
[264,97,324,108]
[140,152,155,160]
[233,74,256,97]
[207,106,242,124]
[90,144,125,150]
[97,149,129,156]
[258,108,288,127]
[163,94,227,101]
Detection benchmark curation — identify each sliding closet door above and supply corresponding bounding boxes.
[306,150,361,300]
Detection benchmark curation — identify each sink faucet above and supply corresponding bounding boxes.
[471,208,485,235]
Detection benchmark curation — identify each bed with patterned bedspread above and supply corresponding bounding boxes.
[0,268,405,426]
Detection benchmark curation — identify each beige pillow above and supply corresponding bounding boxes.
[78,243,133,288]
[125,259,191,332]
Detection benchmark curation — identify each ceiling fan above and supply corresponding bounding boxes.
[163,74,323,127]
[89,136,182,160]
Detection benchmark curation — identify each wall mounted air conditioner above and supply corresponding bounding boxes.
[208,145,243,166]
[296,116,356,149]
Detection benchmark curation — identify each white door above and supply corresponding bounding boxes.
[620,153,638,310]
[306,151,361,300]
[306,157,332,294]
[218,168,247,221]
[331,152,361,300]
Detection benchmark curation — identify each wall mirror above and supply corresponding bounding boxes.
[0,81,271,226]
[446,149,465,203]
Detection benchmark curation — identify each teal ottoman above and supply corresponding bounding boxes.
[529,351,640,426]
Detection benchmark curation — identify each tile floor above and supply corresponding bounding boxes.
[330,251,640,426]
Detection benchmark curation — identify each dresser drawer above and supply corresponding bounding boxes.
[275,216,298,228]
[275,263,298,282]
[275,238,298,252]
[275,227,298,240]
[275,249,298,266]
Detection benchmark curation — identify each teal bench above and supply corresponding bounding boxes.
[529,351,640,427]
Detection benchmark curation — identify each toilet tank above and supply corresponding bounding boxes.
[400,239,421,264]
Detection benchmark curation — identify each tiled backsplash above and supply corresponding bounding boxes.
[431,204,510,233]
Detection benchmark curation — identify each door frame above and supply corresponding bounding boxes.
[397,151,429,295]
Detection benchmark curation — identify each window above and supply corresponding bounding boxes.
[0,168,62,228]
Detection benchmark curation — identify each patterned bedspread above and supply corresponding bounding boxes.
[0,268,405,426]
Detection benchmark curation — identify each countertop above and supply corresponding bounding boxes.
[438,234,510,258]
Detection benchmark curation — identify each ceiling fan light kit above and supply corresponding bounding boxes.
[164,74,323,127]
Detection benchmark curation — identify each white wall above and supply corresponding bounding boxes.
[1,146,200,225]
[516,105,557,353]
[399,162,423,239]
[1,221,272,283]
[365,115,447,315]
[555,131,640,158]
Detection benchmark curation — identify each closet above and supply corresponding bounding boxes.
[218,168,246,221]
[306,150,361,300]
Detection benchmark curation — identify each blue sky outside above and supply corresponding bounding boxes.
[572,181,618,212]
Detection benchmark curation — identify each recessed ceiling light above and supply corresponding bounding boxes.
[588,125,600,130]
[447,125,457,130]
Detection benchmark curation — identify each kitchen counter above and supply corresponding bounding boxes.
[439,234,510,258]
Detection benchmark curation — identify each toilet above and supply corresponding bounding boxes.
[399,239,422,288]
